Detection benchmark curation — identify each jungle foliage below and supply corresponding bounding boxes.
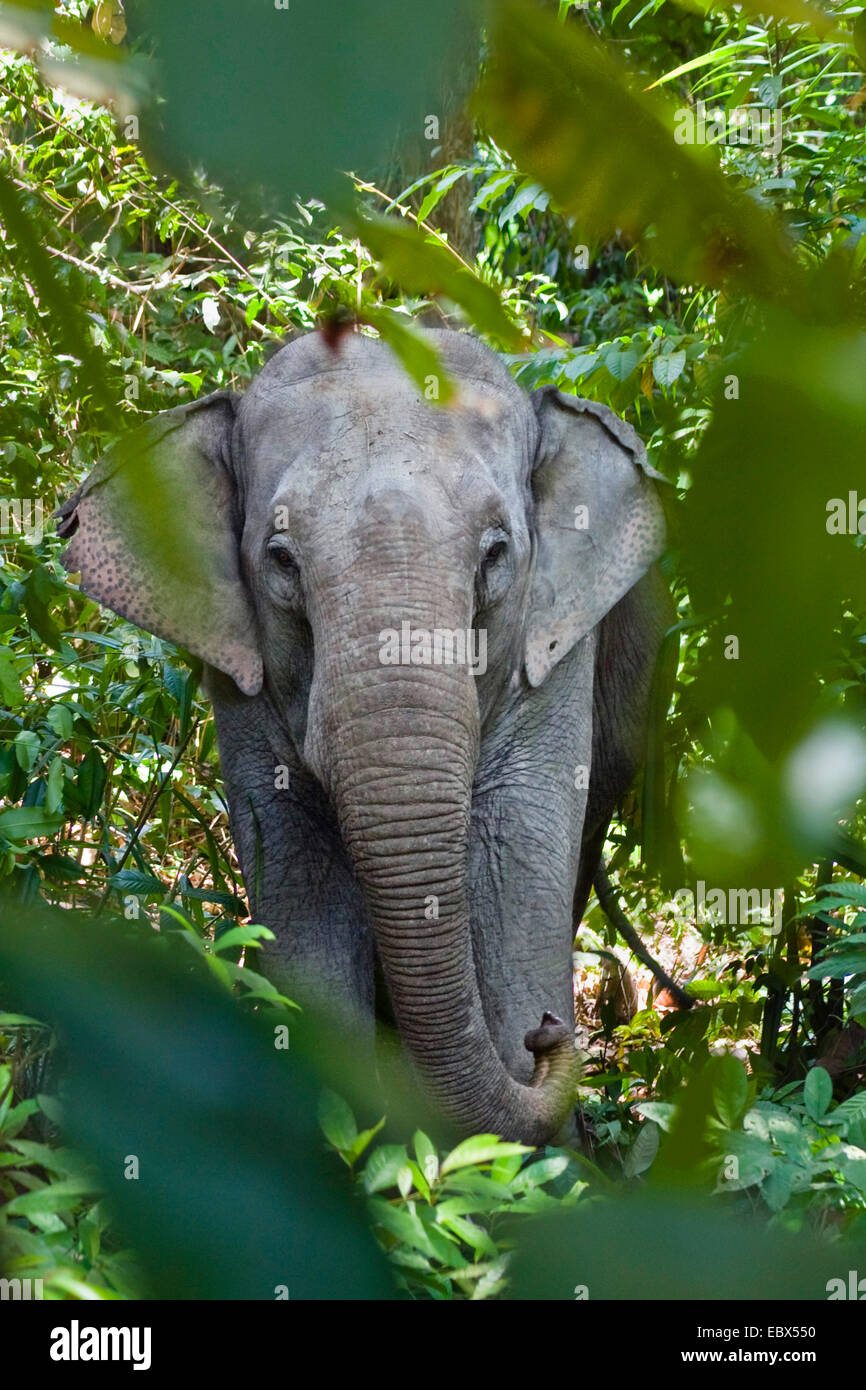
[0,0,865,1299]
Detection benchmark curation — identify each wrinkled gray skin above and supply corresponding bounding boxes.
[57,331,671,1145]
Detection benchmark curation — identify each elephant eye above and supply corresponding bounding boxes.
[267,538,300,576]
[477,529,511,608]
[485,539,507,565]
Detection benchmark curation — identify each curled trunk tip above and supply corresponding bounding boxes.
[524,1012,579,1110]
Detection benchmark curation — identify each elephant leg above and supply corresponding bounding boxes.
[468,632,596,1091]
[207,670,374,1032]
[572,567,678,934]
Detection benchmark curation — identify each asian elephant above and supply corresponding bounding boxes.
[56,330,671,1145]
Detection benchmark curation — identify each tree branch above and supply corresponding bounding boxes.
[593,868,694,1011]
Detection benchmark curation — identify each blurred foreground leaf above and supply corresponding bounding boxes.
[140,0,478,209]
[0,907,396,1300]
[478,0,796,298]
[508,1191,843,1299]
[681,287,866,756]
[355,213,525,349]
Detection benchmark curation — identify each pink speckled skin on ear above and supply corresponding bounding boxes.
[56,391,263,696]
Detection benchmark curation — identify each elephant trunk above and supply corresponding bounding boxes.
[309,590,577,1145]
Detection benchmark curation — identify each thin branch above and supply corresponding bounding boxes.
[94,723,198,917]
[593,868,694,1011]
[353,175,478,274]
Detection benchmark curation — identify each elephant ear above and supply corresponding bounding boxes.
[56,392,263,696]
[525,386,667,688]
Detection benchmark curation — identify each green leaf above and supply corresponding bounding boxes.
[45,756,65,815]
[210,925,273,955]
[645,38,765,91]
[624,1120,661,1178]
[804,1066,833,1121]
[5,1179,102,1216]
[362,1144,411,1194]
[440,1135,532,1175]
[317,1089,358,1153]
[345,1117,387,1165]
[36,1093,65,1126]
[490,1151,524,1184]
[603,344,640,382]
[354,213,524,349]
[413,1129,439,1186]
[509,1192,842,1300]
[679,306,866,756]
[0,170,116,418]
[635,1101,676,1132]
[361,305,455,403]
[498,178,549,225]
[444,1169,525,1201]
[711,1055,749,1129]
[44,1272,120,1301]
[0,653,23,708]
[822,1092,866,1129]
[435,1195,498,1221]
[815,879,866,905]
[807,951,866,980]
[438,1212,498,1257]
[367,1197,461,1263]
[178,883,247,915]
[417,167,470,223]
[836,1145,866,1195]
[14,729,40,772]
[560,350,599,381]
[77,747,106,819]
[110,869,165,897]
[760,1163,793,1213]
[679,0,840,40]
[511,1155,571,1190]
[652,349,687,387]
[685,979,724,1000]
[470,169,517,213]
[848,981,866,1020]
[716,1131,776,1190]
[0,806,64,841]
[0,908,394,1299]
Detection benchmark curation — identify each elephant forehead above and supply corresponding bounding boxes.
[274,451,509,555]
[243,382,527,517]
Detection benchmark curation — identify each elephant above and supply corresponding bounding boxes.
[56,329,672,1145]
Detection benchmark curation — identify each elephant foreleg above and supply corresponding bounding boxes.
[207,670,374,1031]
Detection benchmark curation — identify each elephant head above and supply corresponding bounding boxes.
[57,330,666,1144]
